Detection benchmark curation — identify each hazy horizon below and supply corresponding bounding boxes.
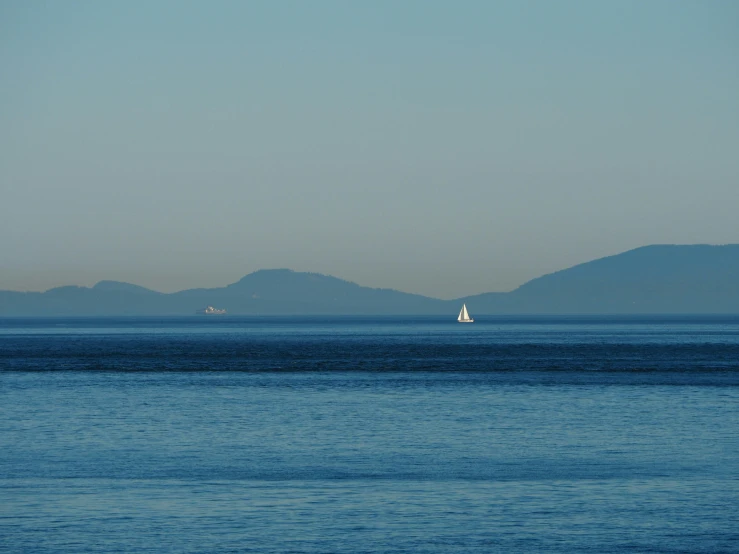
[2,1,738,298]
[3,242,738,301]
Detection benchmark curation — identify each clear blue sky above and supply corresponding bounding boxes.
[1,1,738,298]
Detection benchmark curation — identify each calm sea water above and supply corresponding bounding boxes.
[1,316,738,553]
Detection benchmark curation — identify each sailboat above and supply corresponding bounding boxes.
[457,303,474,323]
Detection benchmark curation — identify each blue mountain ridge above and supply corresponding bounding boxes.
[1,245,738,315]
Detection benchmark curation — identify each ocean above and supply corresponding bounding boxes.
[1,316,738,553]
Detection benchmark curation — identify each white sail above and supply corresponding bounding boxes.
[458,303,473,323]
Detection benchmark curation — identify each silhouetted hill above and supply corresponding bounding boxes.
[1,245,738,315]
[92,281,160,294]
[170,269,447,314]
[0,270,447,315]
[461,244,739,313]
[0,282,164,316]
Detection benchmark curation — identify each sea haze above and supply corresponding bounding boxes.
[2,245,739,315]
[1,315,738,553]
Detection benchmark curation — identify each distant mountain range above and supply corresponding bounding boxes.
[2,245,738,315]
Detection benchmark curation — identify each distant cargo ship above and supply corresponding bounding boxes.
[196,306,226,315]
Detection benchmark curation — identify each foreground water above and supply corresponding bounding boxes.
[1,316,738,553]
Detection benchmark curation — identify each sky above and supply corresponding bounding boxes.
[1,1,738,299]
